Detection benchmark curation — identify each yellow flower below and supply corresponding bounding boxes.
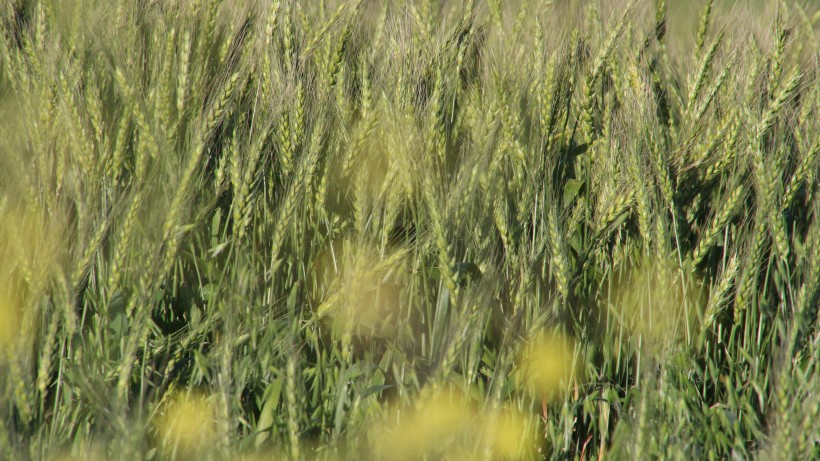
[0,205,67,359]
[313,239,407,339]
[517,332,579,402]
[373,387,475,460]
[156,391,218,458]
[0,281,23,356]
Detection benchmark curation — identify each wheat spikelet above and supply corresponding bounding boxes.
[300,123,323,199]
[238,126,270,238]
[493,194,511,258]
[202,0,220,60]
[787,219,820,357]
[650,135,676,214]
[794,3,819,57]
[302,0,352,58]
[116,295,145,402]
[359,54,373,118]
[326,25,350,89]
[694,0,714,59]
[114,68,159,162]
[109,133,151,289]
[782,138,819,212]
[632,387,649,461]
[654,0,667,43]
[282,4,295,73]
[768,15,789,97]
[424,180,457,296]
[702,256,739,331]
[734,220,768,321]
[9,355,33,424]
[109,190,142,289]
[539,54,558,139]
[693,110,733,166]
[33,0,49,54]
[177,29,192,118]
[596,189,635,237]
[204,71,241,138]
[700,115,740,184]
[744,49,765,108]
[579,76,596,146]
[629,156,654,252]
[36,311,59,395]
[688,31,722,111]
[293,81,305,151]
[229,132,246,237]
[268,179,299,274]
[157,25,177,147]
[455,0,476,78]
[71,216,109,289]
[751,74,799,262]
[86,77,105,150]
[161,71,242,278]
[692,183,745,266]
[110,106,132,186]
[548,206,570,302]
[797,394,820,459]
[758,69,800,139]
[591,2,633,84]
[769,210,790,259]
[428,64,446,169]
[453,161,483,230]
[278,109,294,178]
[693,59,732,123]
[774,371,796,461]
[341,115,376,180]
[499,89,527,189]
[261,0,282,103]
[270,121,324,274]
[58,72,94,175]
[285,354,300,460]
[0,34,20,94]
[516,173,537,231]
[213,149,229,194]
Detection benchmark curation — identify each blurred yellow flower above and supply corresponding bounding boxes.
[0,281,22,353]
[611,257,705,350]
[229,451,288,461]
[47,444,106,461]
[372,386,537,460]
[483,406,536,459]
[155,391,218,458]
[517,332,579,402]
[314,239,407,340]
[0,205,66,359]
[373,387,475,460]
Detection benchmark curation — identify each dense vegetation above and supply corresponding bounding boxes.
[1,0,819,459]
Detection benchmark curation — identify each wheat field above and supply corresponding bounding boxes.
[0,0,819,459]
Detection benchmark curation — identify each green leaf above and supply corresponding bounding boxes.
[563,179,585,208]
[362,384,393,400]
[255,375,285,448]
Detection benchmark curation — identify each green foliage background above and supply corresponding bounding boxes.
[0,0,819,459]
